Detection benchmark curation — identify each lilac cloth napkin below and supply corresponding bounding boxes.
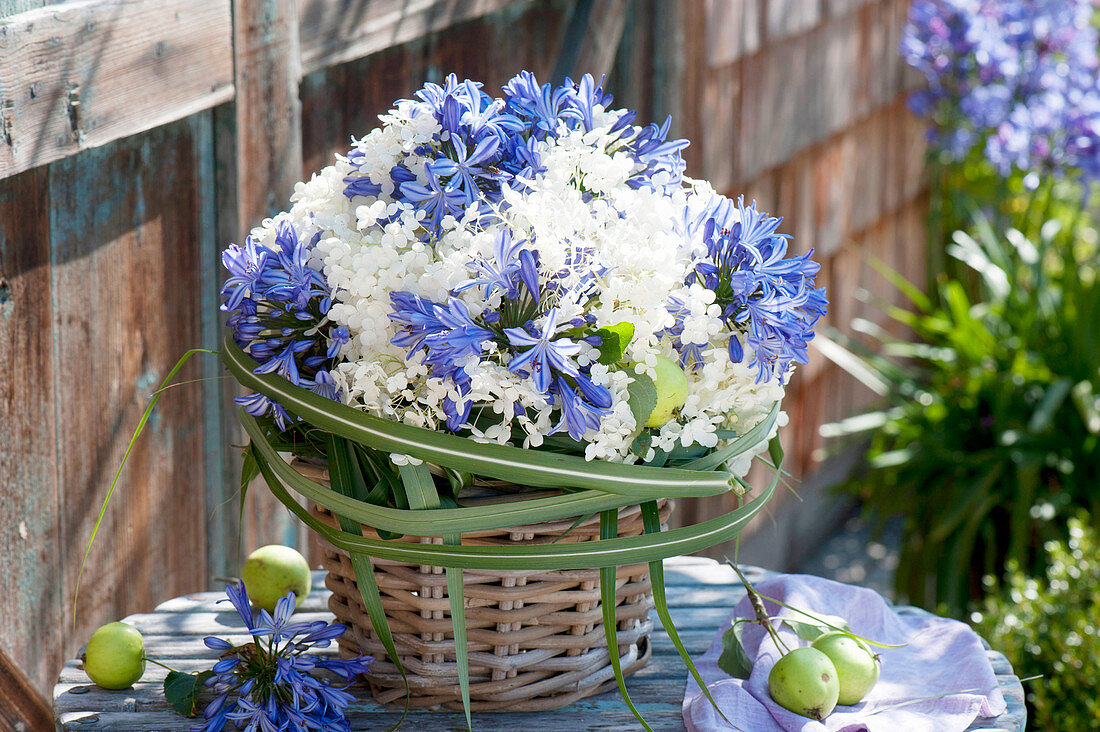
[683,574,1006,732]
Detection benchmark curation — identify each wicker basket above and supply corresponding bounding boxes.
[302,462,671,711]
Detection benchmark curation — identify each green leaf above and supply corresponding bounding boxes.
[1071,380,1100,435]
[866,256,932,312]
[750,589,907,649]
[600,511,655,732]
[1027,378,1072,434]
[782,615,850,642]
[641,502,743,730]
[76,348,219,624]
[626,371,657,432]
[948,231,1010,299]
[717,622,753,679]
[164,670,213,717]
[321,434,410,731]
[595,322,636,365]
[768,434,784,469]
[396,463,472,730]
[237,447,259,563]
[812,333,890,396]
[446,564,471,730]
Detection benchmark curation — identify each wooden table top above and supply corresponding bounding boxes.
[53,557,1026,731]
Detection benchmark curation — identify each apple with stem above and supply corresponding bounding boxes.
[811,631,881,705]
[241,544,311,613]
[768,646,840,720]
[82,622,146,689]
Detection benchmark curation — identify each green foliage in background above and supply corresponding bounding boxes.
[974,513,1100,731]
[820,198,1100,617]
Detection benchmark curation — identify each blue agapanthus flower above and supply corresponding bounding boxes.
[389,292,496,376]
[340,71,689,239]
[679,196,827,383]
[454,229,539,304]
[502,309,612,440]
[220,220,345,430]
[193,582,372,732]
[902,0,1100,183]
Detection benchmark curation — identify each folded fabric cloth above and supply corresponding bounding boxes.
[683,573,1007,732]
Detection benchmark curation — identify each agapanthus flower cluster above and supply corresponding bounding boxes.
[194,583,372,732]
[221,220,349,429]
[222,71,826,470]
[902,0,1100,184]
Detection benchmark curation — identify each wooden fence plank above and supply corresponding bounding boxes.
[0,0,234,178]
[233,0,302,229]
[48,114,210,668]
[231,0,313,558]
[297,0,532,77]
[566,0,629,81]
[0,165,64,698]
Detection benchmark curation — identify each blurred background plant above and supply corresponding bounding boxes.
[901,0,1100,271]
[817,2,1100,722]
[820,205,1100,615]
[819,0,1100,624]
[973,513,1100,732]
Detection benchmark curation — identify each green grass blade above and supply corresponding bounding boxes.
[75,348,218,625]
[811,333,891,396]
[640,501,743,731]
[237,447,259,566]
[345,550,410,732]
[445,562,471,729]
[866,256,932,312]
[289,437,411,730]
[398,462,442,510]
[223,337,731,497]
[599,510,654,732]
[397,462,473,729]
[679,402,780,471]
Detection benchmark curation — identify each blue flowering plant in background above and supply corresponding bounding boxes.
[901,0,1100,253]
[815,0,1100,636]
[162,582,372,731]
[903,0,1100,184]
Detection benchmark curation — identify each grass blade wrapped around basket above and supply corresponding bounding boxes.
[322,435,411,731]
[397,462,473,728]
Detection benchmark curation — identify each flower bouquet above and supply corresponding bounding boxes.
[218,71,827,726]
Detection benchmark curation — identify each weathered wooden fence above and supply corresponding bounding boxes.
[672,0,929,569]
[0,0,925,702]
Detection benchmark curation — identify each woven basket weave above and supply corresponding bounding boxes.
[301,462,671,711]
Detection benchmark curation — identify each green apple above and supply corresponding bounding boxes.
[645,354,689,428]
[241,544,311,612]
[811,632,880,705]
[768,646,840,720]
[82,622,146,689]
